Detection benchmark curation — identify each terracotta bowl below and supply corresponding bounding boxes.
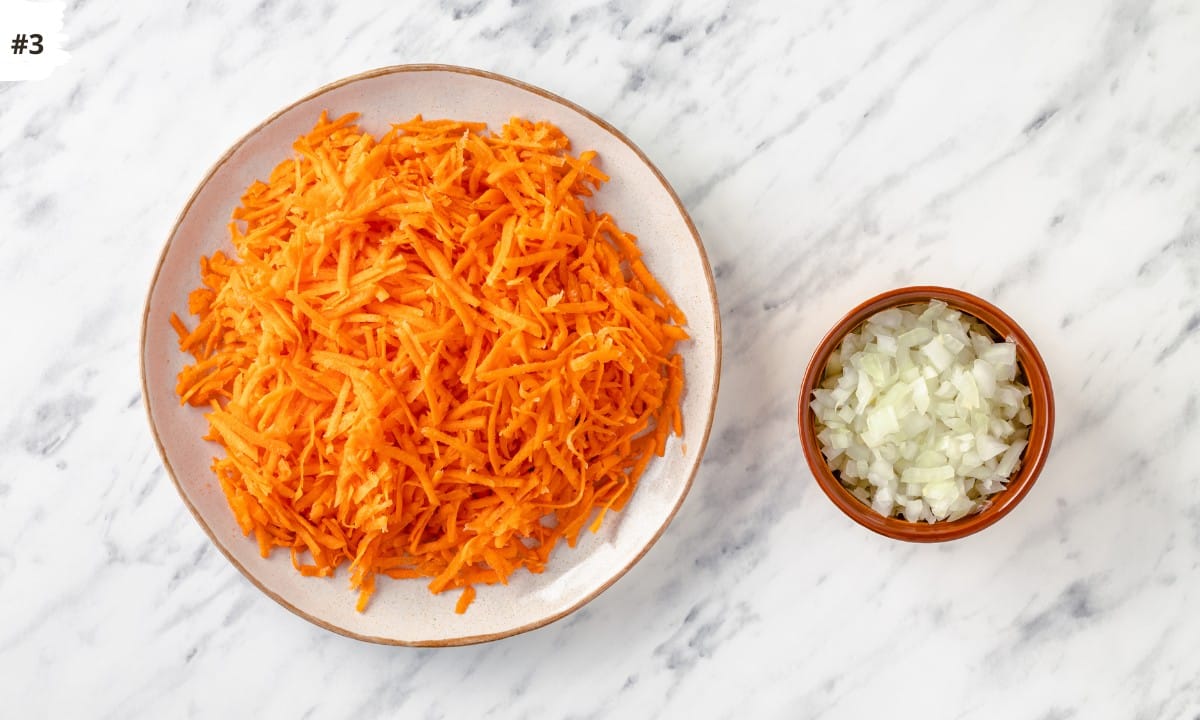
[797,286,1054,542]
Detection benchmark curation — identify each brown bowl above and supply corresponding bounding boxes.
[797,286,1054,542]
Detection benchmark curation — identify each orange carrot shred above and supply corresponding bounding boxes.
[172,112,687,612]
[455,585,476,614]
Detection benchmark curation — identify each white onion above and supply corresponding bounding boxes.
[811,300,1033,523]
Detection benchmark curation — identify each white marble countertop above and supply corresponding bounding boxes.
[3,1,1199,717]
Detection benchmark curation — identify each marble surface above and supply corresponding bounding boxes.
[2,0,1199,717]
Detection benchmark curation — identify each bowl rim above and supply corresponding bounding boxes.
[797,285,1054,542]
[140,64,723,646]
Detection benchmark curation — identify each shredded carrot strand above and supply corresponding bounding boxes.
[173,112,688,613]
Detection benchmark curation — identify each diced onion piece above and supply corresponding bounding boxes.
[921,335,955,372]
[898,327,935,348]
[997,440,1028,477]
[923,481,959,520]
[972,359,997,399]
[911,378,931,414]
[873,308,905,329]
[855,370,875,412]
[864,405,899,444]
[903,499,924,522]
[975,433,1007,462]
[876,334,898,355]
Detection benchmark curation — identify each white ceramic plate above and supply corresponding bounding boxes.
[142,65,720,646]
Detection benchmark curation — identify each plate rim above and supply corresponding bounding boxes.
[140,63,723,646]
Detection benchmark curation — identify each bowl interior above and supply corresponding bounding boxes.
[142,66,721,644]
[798,286,1054,542]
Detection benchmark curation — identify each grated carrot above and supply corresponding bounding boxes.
[172,112,687,613]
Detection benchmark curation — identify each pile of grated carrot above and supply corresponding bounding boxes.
[172,112,687,613]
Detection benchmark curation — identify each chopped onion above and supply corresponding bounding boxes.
[812,300,1033,522]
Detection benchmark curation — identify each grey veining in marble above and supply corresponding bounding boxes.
[2,0,1200,717]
